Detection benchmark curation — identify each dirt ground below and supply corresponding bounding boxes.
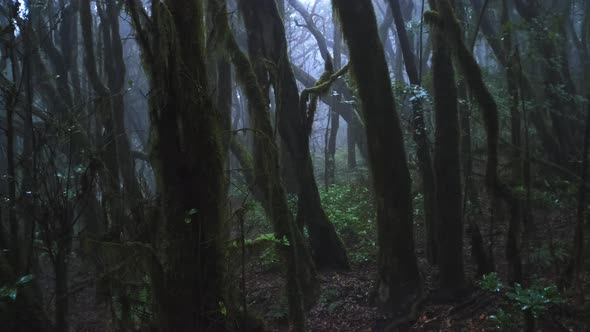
[243,210,590,331]
[36,209,590,331]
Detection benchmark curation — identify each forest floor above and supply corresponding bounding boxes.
[244,209,590,331]
[34,206,590,331]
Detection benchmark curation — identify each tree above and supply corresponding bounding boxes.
[427,0,466,294]
[208,0,321,328]
[126,1,228,329]
[238,0,349,271]
[388,0,438,265]
[331,0,422,326]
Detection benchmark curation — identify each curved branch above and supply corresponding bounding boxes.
[288,0,332,63]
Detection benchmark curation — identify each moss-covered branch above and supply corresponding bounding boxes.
[300,60,349,134]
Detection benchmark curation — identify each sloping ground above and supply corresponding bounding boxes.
[31,204,589,331]
[245,264,590,331]
[244,210,590,331]
[38,255,109,331]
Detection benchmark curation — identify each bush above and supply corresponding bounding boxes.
[479,273,563,330]
[320,183,376,264]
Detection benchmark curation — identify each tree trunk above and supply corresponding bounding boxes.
[389,0,438,266]
[428,0,465,293]
[456,0,494,277]
[326,17,343,187]
[290,65,366,165]
[504,0,523,283]
[210,0,322,328]
[325,96,339,187]
[239,0,349,270]
[126,1,227,330]
[331,0,422,325]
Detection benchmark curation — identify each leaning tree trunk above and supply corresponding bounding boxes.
[331,0,422,327]
[209,0,321,328]
[239,0,349,270]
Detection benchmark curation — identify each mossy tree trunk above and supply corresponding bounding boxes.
[80,2,145,327]
[325,17,342,187]
[455,0,494,277]
[209,1,320,329]
[389,0,438,266]
[429,0,517,283]
[238,0,349,271]
[503,0,524,284]
[126,1,227,330]
[331,0,422,323]
[428,0,466,293]
[290,65,366,166]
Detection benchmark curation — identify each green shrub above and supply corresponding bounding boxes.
[233,182,377,267]
[479,273,563,330]
[0,275,33,304]
[320,183,376,264]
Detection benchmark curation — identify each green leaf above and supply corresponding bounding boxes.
[9,289,17,300]
[1,288,18,301]
[219,301,227,316]
[16,275,33,285]
[479,272,503,292]
[184,208,198,224]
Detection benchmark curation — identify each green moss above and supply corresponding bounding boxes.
[300,60,349,135]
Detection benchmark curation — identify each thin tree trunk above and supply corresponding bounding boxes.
[325,96,339,187]
[325,17,343,186]
[504,0,523,283]
[451,0,494,277]
[389,0,438,265]
[6,18,21,273]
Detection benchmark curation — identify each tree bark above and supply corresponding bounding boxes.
[389,0,438,266]
[211,0,321,327]
[126,1,227,330]
[331,0,422,325]
[503,0,523,283]
[325,12,343,187]
[239,0,349,270]
[428,0,465,293]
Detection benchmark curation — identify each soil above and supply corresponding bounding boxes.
[241,207,590,331]
[35,206,590,331]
